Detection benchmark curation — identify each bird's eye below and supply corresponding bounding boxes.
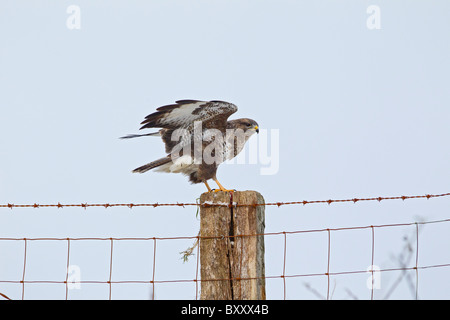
[246,123,252,127]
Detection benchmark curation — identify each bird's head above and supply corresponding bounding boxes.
[228,118,259,135]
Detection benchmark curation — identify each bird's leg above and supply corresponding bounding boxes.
[212,177,235,193]
[203,181,212,193]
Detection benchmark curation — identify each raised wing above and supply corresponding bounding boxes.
[139,100,238,130]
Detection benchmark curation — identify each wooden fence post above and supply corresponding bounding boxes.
[199,190,266,300]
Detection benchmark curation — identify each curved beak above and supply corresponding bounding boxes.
[254,125,259,134]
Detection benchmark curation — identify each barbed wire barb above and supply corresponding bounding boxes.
[1,191,449,299]
[1,192,449,210]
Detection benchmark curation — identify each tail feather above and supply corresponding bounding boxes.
[132,157,172,173]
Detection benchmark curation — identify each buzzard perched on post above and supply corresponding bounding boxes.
[121,100,259,192]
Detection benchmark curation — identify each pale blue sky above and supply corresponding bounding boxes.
[1,0,449,299]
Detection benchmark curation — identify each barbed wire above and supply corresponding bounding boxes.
[1,192,449,299]
[1,192,449,209]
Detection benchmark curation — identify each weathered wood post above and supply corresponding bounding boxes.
[199,190,266,300]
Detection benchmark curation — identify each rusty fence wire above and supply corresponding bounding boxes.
[1,192,449,209]
[0,192,449,300]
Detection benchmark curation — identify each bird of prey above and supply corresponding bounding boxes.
[121,100,259,192]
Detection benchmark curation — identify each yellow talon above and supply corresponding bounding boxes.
[203,181,212,192]
[212,177,234,193]
[213,188,235,193]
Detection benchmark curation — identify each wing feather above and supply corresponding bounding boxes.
[139,100,237,130]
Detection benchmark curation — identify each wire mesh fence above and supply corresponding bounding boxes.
[1,192,449,300]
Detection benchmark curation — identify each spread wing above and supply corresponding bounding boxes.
[139,100,238,154]
[139,100,237,130]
